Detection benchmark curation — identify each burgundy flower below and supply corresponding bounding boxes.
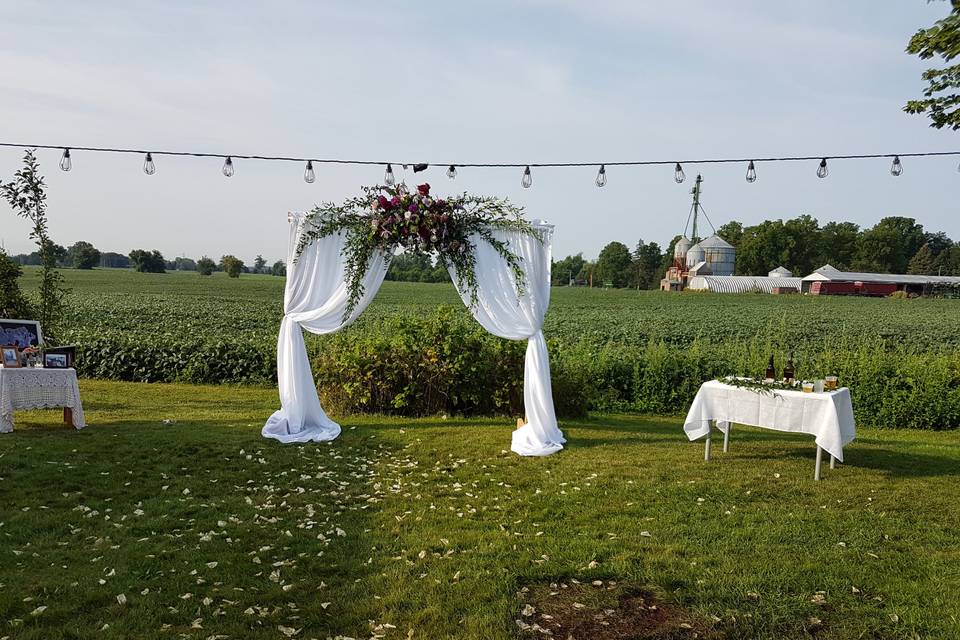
[417,183,430,196]
[377,195,390,209]
[390,196,400,207]
[408,203,418,213]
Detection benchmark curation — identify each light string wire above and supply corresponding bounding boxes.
[1,141,959,168]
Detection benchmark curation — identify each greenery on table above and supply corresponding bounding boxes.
[721,376,802,395]
[295,183,540,320]
[1,379,959,639]
[0,150,68,339]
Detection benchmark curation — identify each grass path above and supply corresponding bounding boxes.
[1,380,959,639]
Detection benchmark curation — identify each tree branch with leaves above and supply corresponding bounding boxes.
[904,1,960,130]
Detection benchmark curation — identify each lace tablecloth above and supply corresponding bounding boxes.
[0,367,86,433]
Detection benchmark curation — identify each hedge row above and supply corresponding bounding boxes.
[67,308,960,428]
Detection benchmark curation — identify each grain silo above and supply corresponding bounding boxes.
[697,234,736,276]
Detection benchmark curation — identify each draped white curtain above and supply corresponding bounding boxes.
[264,214,565,456]
[262,212,388,443]
[447,222,565,456]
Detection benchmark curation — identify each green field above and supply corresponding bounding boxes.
[17,267,960,429]
[21,267,960,351]
[1,381,959,639]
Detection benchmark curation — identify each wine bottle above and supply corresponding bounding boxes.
[784,351,795,383]
[764,354,776,382]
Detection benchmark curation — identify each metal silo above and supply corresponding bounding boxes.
[699,234,736,276]
[686,241,705,269]
[674,236,692,261]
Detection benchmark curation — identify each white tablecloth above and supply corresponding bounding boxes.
[683,380,855,461]
[0,367,86,433]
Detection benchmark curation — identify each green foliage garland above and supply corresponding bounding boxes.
[295,183,540,320]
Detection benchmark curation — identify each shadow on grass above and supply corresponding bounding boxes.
[731,446,960,479]
[0,417,398,639]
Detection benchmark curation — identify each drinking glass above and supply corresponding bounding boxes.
[825,375,838,391]
[801,382,814,393]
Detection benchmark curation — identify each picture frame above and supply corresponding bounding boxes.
[0,319,43,350]
[2,345,22,368]
[43,353,69,369]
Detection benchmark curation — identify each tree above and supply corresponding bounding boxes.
[0,248,31,319]
[816,221,860,270]
[253,255,267,274]
[908,244,938,274]
[67,241,101,269]
[936,245,960,275]
[271,260,286,277]
[782,214,821,276]
[716,221,744,247]
[595,241,634,287]
[1,150,68,337]
[854,217,926,273]
[197,256,216,276]
[736,220,793,275]
[904,1,960,130]
[129,249,167,273]
[100,252,131,268]
[631,241,663,289]
[552,254,586,285]
[174,257,197,271]
[220,255,244,278]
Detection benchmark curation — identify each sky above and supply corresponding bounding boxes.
[0,0,957,265]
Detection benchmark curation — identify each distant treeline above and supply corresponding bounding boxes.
[553,215,960,289]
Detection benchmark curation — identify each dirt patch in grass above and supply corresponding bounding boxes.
[516,579,723,639]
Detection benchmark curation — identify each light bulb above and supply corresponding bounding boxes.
[521,165,532,188]
[446,164,457,179]
[890,155,902,177]
[745,160,757,183]
[143,152,155,175]
[384,163,395,186]
[595,165,607,187]
[59,148,72,172]
[674,162,685,183]
[222,156,234,177]
[304,160,315,183]
[817,158,828,179]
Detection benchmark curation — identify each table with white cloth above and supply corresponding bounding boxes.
[0,367,86,433]
[683,380,855,480]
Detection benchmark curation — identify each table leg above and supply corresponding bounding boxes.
[63,407,73,426]
[830,455,836,469]
[723,425,730,453]
[814,445,823,481]
[704,435,712,461]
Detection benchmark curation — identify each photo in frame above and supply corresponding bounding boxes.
[43,353,69,369]
[0,319,42,349]
[2,346,22,368]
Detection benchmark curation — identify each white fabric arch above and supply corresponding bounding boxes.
[263,214,565,456]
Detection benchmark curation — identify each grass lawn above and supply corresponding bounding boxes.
[1,381,959,639]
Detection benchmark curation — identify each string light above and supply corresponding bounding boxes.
[143,152,155,175]
[446,164,457,179]
[817,158,829,179]
[521,165,532,188]
[745,160,757,183]
[304,160,315,183]
[4,142,958,183]
[595,164,607,187]
[890,155,902,177]
[384,163,395,186]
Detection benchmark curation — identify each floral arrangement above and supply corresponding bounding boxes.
[296,183,540,319]
[722,376,800,395]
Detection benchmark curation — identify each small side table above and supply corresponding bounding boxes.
[0,367,86,433]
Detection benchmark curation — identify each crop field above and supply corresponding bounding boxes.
[16,267,960,428]
[22,266,960,350]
